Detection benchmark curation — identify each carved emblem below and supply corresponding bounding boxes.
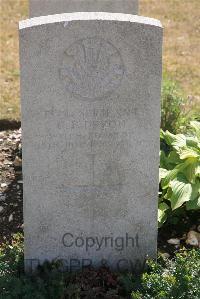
[60,37,124,100]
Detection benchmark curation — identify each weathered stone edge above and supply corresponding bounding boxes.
[19,12,162,30]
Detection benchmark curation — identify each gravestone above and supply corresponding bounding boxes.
[19,12,163,272]
[29,0,138,17]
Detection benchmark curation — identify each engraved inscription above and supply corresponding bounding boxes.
[60,37,124,100]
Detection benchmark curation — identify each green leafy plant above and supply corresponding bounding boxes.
[0,233,24,277]
[1,235,200,299]
[158,121,200,227]
[131,249,200,299]
[161,78,188,133]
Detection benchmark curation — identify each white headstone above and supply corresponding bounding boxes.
[29,0,138,17]
[19,12,162,272]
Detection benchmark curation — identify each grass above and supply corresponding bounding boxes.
[0,0,27,121]
[140,0,200,107]
[0,0,200,121]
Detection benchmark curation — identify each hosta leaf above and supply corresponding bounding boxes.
[161,168,179,189]
[159,168,169,182]
[192,180,200,198]
[160,129,165,140]
[195,165,200,177]
[186,196,200,210]
[159,202,169,212]
[170,177,192,210]
[179,148,199,159]
[160,150,168,169]
[161,161,190,189]
[164,187,173,200]
[167,151,181,165]
[160,150,165,165]
[164,131,186,149]
[186,182,200,210]
[158,202,169,224]
[184,160,199,183]
[190,121,200,139]
[186,136,199,148]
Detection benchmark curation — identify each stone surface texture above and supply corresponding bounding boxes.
[29,0,138,17]
[19,12,163,272]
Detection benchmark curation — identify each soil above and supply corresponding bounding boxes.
[0,128,23,244]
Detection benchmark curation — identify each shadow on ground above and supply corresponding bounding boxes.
[0,129,23,244]
[0,120,21,132]
[0,177,23,244]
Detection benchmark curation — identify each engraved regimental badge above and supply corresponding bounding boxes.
[60,37,124,100]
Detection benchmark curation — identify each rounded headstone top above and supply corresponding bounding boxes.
[19,12,162,30]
